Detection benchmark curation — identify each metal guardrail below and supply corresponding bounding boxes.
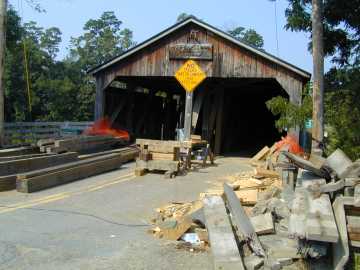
[4,122,94,146]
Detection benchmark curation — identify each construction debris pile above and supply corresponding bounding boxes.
[0,133,138,193]
[149,136,360,269]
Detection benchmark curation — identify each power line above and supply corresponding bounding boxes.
[274,0,280,57]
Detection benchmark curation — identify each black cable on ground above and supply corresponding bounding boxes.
[0,204,151,228]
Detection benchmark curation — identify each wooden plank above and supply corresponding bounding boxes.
[254,168,279,179]
[214,89,224,155]
[251,146,270,162]
[0,175,17,191]
[54,136,125,153]
[0,152,78,176]
[136,139,192,149]
[347,216,360,231]
[355,184,360,207]
[54,135,115,148]
[16,155,123,193]
[78,147,139,161]
[151,152,176,161]
[0,153,55,162]
[109,97,127,124]
[136,159,179,172]
[192,90,206,130]
[36,138,56,147]
[223,183,265,256]
[157,217,192,240]
[0,146,38,157]
[306,193,339,243]
[235,190,258,206]
[203,196,245,270]
[17,153,122,180]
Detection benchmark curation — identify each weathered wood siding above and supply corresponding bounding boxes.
[94,22,310,120]
[96,23,306,100]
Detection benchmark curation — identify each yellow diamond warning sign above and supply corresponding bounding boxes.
[175,60,206,92]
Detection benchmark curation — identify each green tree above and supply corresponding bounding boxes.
[69,11,135,72]
[227,26,264,49]
[324,67,360,160]
[266,83,313,130]
[68,11,136,120]
[266,0,360,159]
[284,0,360,66]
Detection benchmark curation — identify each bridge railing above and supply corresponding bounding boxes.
[4,122,94,146]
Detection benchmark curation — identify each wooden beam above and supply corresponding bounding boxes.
[95,75,105,120]
[203,195,245,270]
[250,146,270,162]
[214,89,224,155]
[184,92,193,140]
[0,146,38,157]
[223,183,265,257]
[125,85,135,132]
[0,152,78,176]
[17,154,123,193]
[17,153,122,180]
[109,96,127,125]
[192,89,206,130]
[0,153,55,162]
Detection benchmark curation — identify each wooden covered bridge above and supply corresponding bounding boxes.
[89,16,311,156]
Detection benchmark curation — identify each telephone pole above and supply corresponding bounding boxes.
[312,0,324,156]
[0,0,6,147]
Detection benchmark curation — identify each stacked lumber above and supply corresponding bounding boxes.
[0,146,38,157]
[135,138,212,178]
[135,139,183,177]
[0,152,78,192]
[0,139,137,192]
[0,152,78,176]
[16,153,124,193]
[78,146,139,163]
[39,135,127,154]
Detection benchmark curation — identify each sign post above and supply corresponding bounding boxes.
[175,60,206,141]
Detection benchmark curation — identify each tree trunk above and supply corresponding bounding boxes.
[312,0,324,155]
[0,0,6,147]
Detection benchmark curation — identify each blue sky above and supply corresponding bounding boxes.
[10,0,331,73]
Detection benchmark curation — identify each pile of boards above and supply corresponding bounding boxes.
[149,143,360,269]
[0,135,139,193]
[135,137,212,178]
[37,135,126,154]
[248,142,360,269]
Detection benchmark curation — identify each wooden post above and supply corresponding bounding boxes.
[0,0,7,146]
[183,91,193,141]
[95,75,105,121]
[214,89,224,155]
[312,0,324,155]
[191,89,206,130]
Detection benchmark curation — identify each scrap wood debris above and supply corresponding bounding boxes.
[148,135,360,269]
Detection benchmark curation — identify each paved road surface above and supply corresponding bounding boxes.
[0,157,251,270]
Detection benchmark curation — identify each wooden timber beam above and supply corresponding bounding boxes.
[95,72,117,120]
[214,88,224,155]
[191,89,206,130]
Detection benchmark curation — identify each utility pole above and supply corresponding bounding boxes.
[0,0,6,147]
[311,0,324,156]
